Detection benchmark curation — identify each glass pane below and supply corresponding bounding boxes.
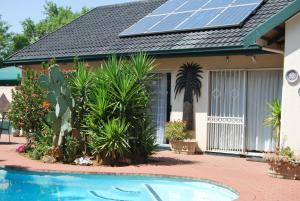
[176,0,208,12]
[121,15,165,36]
[177,9,222,30]
[207,4,258,27]
[203,0,233,8]
[151,0,187,15]
[232,0,263,6]
[149,12,193,33]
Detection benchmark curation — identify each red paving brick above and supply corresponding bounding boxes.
[0,135,299,201]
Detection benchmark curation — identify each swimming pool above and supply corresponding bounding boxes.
[0,168,238,201]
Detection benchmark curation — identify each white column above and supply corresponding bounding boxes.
[282,13,300,154]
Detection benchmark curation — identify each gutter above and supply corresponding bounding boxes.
[3,45,263,66]
[243,0,300,47]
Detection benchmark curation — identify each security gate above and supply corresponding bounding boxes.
[207,70,247,152]
[207,70,282,153]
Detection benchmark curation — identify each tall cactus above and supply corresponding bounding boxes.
[39,65,74,156]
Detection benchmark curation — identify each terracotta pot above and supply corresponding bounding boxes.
[170,140,197,155]
[267,160,300,180]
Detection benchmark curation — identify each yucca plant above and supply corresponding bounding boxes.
[264,99,281,149]
[175,62,203,130]
[89,118,129,163]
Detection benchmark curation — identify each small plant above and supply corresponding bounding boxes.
[280,146,295,160]
[63,135,80,163]
[165,121,190,141]
[264,99,281,148]
[88,118,129,163]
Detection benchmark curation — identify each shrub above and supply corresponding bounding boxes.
[88,118,129,163]
[165,121,190,141]
[8,69,48,141]
[63,135,80,163]
[280,146,295,159]
[86,53,157,164]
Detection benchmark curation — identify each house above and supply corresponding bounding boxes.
[0,66,21,104]
[3,0,300,155]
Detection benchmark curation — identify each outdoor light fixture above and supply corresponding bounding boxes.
[285,69,299,84]
[226,56,230,63]
[251,56,257,63]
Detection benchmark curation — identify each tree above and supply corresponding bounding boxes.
[175,62,203,130]
[0,15,12,65]
[12,1,90,52]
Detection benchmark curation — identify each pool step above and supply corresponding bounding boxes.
[145,184,163,201]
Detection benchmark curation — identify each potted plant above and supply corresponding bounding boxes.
[263,100,300,180]
[265,147,300,180]
[165,121,197,154]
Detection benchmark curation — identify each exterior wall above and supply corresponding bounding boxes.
[282,13,300,154]
[0,86,15,102]
[22,53,283,151]
[156,54,283,151]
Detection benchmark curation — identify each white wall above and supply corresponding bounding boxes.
[0,86,15,102]
[282,13,300,154]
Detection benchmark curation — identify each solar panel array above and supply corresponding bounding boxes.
[120,0,263,37]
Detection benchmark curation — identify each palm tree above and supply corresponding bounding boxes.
[175,62,203,130]
[264,99,281,149]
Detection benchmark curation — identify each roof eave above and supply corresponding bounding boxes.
[3,45,262,66]
[244,0,300,47]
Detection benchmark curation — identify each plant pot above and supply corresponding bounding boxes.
[170,140,197,155]
[265,154,300,180]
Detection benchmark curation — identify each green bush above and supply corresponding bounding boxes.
[63,135,80,162]
[280,146,295,159]
[86,53,157,164]
[8,69,49,141]
[88,118,129,162]
[165,121,190,141]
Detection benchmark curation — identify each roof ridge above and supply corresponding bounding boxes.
[93,0,163,9]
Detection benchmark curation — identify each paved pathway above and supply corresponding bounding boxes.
[0,135,299,201]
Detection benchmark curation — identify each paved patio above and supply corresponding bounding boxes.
[0,135,299,201]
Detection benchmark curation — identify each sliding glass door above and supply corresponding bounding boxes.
[207,69,282,153]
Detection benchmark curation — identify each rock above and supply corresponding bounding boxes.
[42,155,56,163]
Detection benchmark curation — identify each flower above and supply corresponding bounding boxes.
[16,144,26,153]
[42,101,50,110]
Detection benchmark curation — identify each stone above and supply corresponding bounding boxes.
[42,155,57,163]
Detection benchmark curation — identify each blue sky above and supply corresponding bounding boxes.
[0,0,135,33]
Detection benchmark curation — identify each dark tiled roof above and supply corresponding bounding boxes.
[5,0,294,64]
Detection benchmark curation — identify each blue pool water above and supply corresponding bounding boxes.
[0,168,238,201]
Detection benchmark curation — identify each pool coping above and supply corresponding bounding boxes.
[0,165,240,198]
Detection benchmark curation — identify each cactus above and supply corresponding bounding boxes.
[39,65,74,154]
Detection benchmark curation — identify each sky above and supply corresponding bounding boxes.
[0,0,135,33]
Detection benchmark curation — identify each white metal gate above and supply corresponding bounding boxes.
[207,70,247,153]
[207,69,283,153]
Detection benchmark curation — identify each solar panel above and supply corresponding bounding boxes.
[120,0,263,37]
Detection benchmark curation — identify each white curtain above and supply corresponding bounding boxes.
[149,74,167,144]
[246,70,282,152]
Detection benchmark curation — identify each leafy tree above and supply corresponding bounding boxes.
[12,1,90,52]
[0,15,12,64]
[175,62,203,130]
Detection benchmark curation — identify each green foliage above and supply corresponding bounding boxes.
[175,62,203,130]
[280,146,295,159]
[28,125,53,160]
[68,62,93,130]
[0,15,12,64]
[89,119,129,161]
[264,99,281,147]
[8,70,48,140]
[86,53,157,163]
[63,135,80,162]
[39,65,73,148]
[165,121,190,141]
